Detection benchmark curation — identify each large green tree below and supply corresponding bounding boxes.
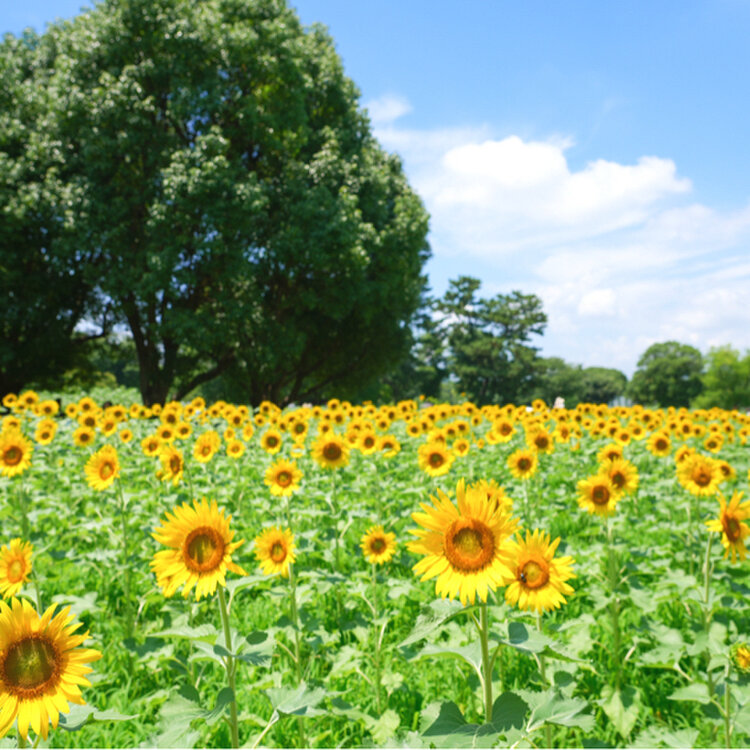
[433,276,547,405]
[9,0,429,404]
[693,345,750,410]
[627,341,704,407]
[581,366,628,405]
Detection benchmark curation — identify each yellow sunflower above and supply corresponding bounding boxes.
[507,448,538,480]
[260,429,283,455]
[151,498,246,600]
[0,540,33,599]
[357,431,379,455]
[733,643,750,674]
[408,479,518,606]
[646,431,671,457]
[469,478,513,515]
[312,434,350,470]
[378,435,401,458]
[226,439,246,459]
[360,525,397,565]
[602,457,639,495]
[84,445,120,491]
[264,459,302,497]
[159,445,184,486]
[577,473,620,517]
[119,428,133,443]
[33,421,56,446]
[141,434,162,457]
[0,430,33,479]
[504,529,576,613]
[417,441,454,478]
[678,453,721,497]
[705,491,750,562]
[193,431,221,463]
[254,527,296,577]
[0,598,102,741]
[452,438,471,457]
[597,443,623,464]
[491,418,516,442]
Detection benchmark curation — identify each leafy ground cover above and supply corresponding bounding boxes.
[0,387,749,748]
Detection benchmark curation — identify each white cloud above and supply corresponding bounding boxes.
[371,94,750,375]
[364,94,412,127]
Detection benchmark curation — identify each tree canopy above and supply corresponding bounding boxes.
[1,0,429,404]
[693,345,750,410]
[627,341,704,407]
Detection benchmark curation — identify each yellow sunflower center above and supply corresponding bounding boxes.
[276,471,292,487]
[444,518,495,572]
[2,636,59,696]
[294,424,305,434]
[183,527,225,573]
[3,447,22,466]
[520,558,550,589]
[7,559,25,583]
[429,452,445,468]
[99,461,115,480]
[724,516,742,542]
[692,467,712,487]
[370,537,386,554]
[592,485,610,505]
[270,541,287,563]
[323,443,342,461]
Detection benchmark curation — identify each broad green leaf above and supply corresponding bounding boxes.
[364,708,400,745]
[153,622,219,643]
[420,701,501,749]
[417,641,484,681]
[631,726,700,748]
[668,682,712,704]
[599,685,640,740]
[59,704,136,731]
[527,692,594,732]
[496,621,578,662]
[490,691,529,731]
[399,599,465,648]
[266,683,326,717]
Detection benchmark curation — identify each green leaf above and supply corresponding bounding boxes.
[490,691,529,731]
[153,622,219,643]
[364,708,400,745]
[599,685,640,740]
[527,691,594,732]
[417,641,484,681]
[421,701,501,749]
[631,726,699,748]
[399,599,465,648]
[265,683,326,717]
[496,621,578,662]
[668,682,713,704]
[58,704,135,731]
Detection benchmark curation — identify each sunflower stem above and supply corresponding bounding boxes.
[703,531,714,628]
[372,562,383,715]
[114,478,134,639]
[217,586,240,749]
[287,562,309,748]
[537,613,553,748]
[479,602,493,724]
[18,479,29,542]
[725,660,732,749]
[32,578,43,614]
[605,517,621,689]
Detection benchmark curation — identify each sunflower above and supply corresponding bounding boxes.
[254,527,296,577]
[260,429,283,455]
[678,453,721,497]
[602,458,639,495]
[72,426,96,449]
[646,431,671,457]
[159,445,184,486]
[151,498,246,600]
[527,427,554,454]
[705,491,750,562]
[577,473,620,517]
[0,430,33,479]
[417,441,454,478]
[507,448,538,481]
[492,418,516,442]
[504,529,576,613]
[34,420,56,446]
[84,445,120,491]
[226,439,245,459]
[0,540,32,599]
[378,435,401,458]
[597,443,623,464]
[264,459,302,497]
[360,525,397,565]
[312,434,350,470]
[733,643,750,674]
[674,444,695,465]
[0,598,102,741]
[703,434,723,454]
[408,479,518,606]
[119,428,133,443]
[193,431,221,463]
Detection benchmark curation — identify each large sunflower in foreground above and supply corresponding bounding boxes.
[84,445,120,491]
[312,434,350,470]
[264,459,302,497]
[151,498,246,600]
[0,598,102,741]
[360,525,397,565]
[504,529,576,613]
[706,491,750,562]
[0,430,33,479]
[254,527,296,577]
[408,479,518,605]
[0,540,33,599]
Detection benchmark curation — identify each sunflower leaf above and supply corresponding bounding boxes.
[598,685,640,740]
[266,682,327,717]
[495,621,579,662]
[526,691,595,732]
[399,599,465,648]
[420,701,503,748]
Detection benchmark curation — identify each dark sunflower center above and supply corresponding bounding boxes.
[656,439,667,450]
[3,447,21,466]
[270,541,287,562]
[363,436,375,448]
[725,516,742,542]
[535,436,549,449]
[444,519,495,572]
[500,423,512,435]
[592,485,610,505]
[611,472,625,488]
[518,457,531,471]
[429,452,444,468]
[266,436,278,447]
[99,461,115,480]
[370,537,386,554]
[693,468,712,487]
[169,456,181,473]
[294,424,305,434]
[184,527,224,573]
[276,471,292,487]
[323,443,342,461]
[520,559,549,589]
[3,636,58,693]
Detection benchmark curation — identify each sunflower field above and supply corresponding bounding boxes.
[0,387,749,749]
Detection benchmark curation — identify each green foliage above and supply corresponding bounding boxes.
[581,366,628,405]
[5,0,429,405]
[627,341,704,407]
[693,345,750,410]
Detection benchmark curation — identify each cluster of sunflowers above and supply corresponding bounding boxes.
[1,388,750,745]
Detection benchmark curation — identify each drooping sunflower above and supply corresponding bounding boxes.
[678,453,721,497]
[504,529,576,613]
[0,540,33,599]
[151,498,246,600]
[84,445,120,491]
[408,479,518,606]
[0,598,102,741]
[159,445,184,486]
[254,527,296,577]
[0,430,33,479]
[417,441,454,478]
[360,525,397,565]
[602,457,639,495]
[312,434,350,470]
[577,473,620,517]
[260,429,283,455]
[264,459,302,497]
[705,491,750,562]
[507,448,538,480]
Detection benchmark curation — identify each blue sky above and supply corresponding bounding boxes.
[4,1,750,375]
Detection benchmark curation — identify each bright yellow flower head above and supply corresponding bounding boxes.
[360,525,397,565]
[507,448,537,480]
[0,430,33,479]
[577,473,620,517]
[678,453,722,497]
[312,434,350,470]
[706,491,750,563]
[264,459,302,497]
[254,527,296,578]
[0,540,33,599]
[158,445,184,486]
[418,441,455,478]
[84,445,120,491]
